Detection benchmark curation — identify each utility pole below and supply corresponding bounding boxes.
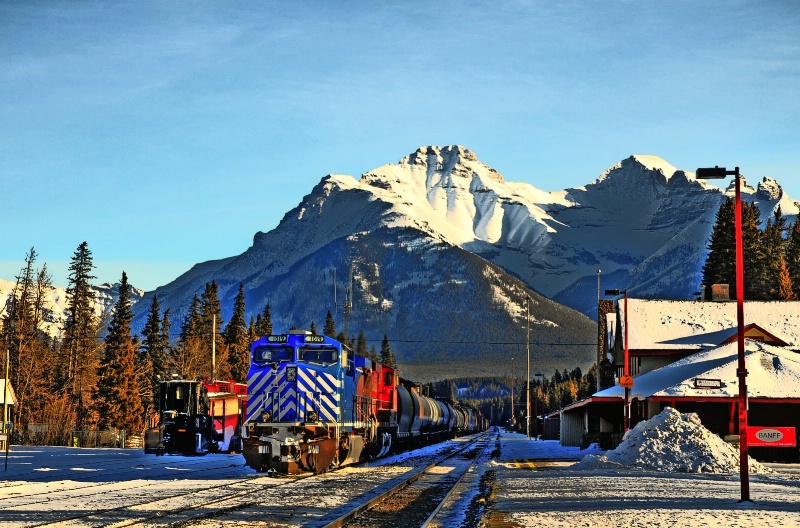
[526,296,531,440]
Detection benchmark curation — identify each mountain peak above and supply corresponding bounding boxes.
[402,145,478,166]
[629,155,679,177]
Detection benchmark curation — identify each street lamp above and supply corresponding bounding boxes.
[697,165,749,502]
[605,288,631,431]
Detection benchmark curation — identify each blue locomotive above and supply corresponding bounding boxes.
[241,330,483,474]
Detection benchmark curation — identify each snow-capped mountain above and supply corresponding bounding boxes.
[130,146,797,379]
[0,278,144,337]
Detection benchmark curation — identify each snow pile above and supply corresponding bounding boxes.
[575,407,770,474]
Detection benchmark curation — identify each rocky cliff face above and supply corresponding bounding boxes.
[129,146,798,378]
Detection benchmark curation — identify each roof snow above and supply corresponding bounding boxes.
[596,340,800,401]
[618,299,800,351]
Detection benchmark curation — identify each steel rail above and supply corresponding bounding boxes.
[320,432,491,528]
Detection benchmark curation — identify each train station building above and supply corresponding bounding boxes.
[556,299,800,461]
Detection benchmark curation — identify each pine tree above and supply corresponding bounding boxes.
[741,201,765,299]
[702,199,765,300]
[180,294,202,343]
[757,206,788,299]
[310,321,317,335]
[776,254,797,300]
[173,294,205,379]
[94,271,143,435]
[356,330,368,358]
[140,295,169,416]
[1,248,54,433]
[224,283,249,382]
[786,220,800,298]
[702,198,736,299]
[323,310,336,338]
[255,304,273,336]
[61,241,99,429]
[380,334,396,369]
[369,344,379,364]
[200,280,223,341]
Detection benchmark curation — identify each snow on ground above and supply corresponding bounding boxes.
[3,429,800,527]
[575,407,770,474]
[474,429,800,528]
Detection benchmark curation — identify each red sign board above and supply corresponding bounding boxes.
[747,427,796,447]
[619,375,634,389]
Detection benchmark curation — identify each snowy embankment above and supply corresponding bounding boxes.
[575,407,770,474]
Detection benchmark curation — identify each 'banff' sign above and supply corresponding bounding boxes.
[747,427,796,448]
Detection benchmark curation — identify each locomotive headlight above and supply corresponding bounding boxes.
[307,411,318,422]
[261,411,272,422]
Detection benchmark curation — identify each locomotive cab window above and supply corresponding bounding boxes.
[165,383,191,413]
[300,346,338,365]
[253,345,294,364]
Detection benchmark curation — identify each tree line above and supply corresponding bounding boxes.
[1,242,397,445]
[703,201,800,300]
[429,365,598,431]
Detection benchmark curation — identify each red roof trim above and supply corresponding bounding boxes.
[719,323,788,346]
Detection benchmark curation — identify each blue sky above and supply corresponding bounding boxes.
[2,1,799,291]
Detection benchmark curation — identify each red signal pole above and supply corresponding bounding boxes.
[623,290,630,432]
[733,168,750,502]
[697,165,749,502]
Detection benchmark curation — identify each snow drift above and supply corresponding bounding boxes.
[574,407,770,474]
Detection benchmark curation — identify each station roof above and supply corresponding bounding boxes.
[616,299,800,352]
[595,340,800,402]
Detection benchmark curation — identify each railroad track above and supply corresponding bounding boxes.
[2,437,486,528]
[320,431,493,528]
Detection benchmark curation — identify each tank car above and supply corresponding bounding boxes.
[144,377,248,456]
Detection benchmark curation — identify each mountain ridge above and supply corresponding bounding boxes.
[6,146,797,380]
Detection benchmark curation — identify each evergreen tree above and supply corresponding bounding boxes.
[94,271,143,435]
[758,206,788,299]
[160,308,172,360]
[255,304,273,336]
[140,295,170,416]
[776,254,797,300]
[323,310,336,338]
[369,344,379,364]
[702,199,765,300]
[380,334,396,369]
[180,294,202,343]
[356,330,368,358]
[702,198,736,299]
[741,201,764,299]
[248,317,258,345]
[61,241,99,429]
[787,220,800,298]
[310,321,317,335]
[1,248,54,434]
[173,294,206,379]
[200,280,223,340]
[224,283,249,382]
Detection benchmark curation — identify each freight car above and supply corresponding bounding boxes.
[242,331,483,474]
[144,377,248,456]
